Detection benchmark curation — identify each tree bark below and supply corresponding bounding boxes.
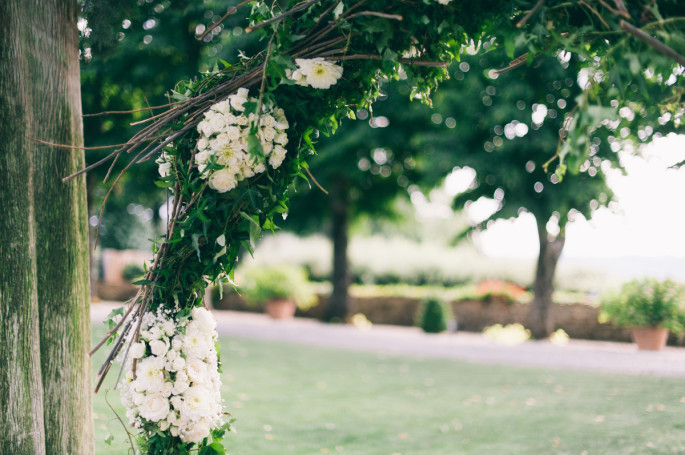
[527,220,565,339]
[0,1,93,453]
[326,176,350,322]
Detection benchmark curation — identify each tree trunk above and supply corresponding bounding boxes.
[527,220,565,339]
[326,176,350,322]
[0,1,93,454]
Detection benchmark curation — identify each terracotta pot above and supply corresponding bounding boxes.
[265,298,296,319]
[631,326,669,351]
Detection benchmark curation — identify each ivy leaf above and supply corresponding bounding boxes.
[191,233,202,261]
[104,434,114,446]
[240,212,262,253]
[198,442,226,455]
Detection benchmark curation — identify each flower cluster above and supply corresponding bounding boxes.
[121,307,224,444]
[191,88,289,193]
[287,58,343,89]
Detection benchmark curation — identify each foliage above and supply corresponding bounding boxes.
[599,277,685,333]
[417,297,452,333]
[122,263,145,282]
[241,265,316,309]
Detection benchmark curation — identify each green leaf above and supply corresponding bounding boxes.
[192,233,202,261]
[199,442,226,455]
[104,434,114,446]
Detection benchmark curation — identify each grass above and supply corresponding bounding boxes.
[93,327,685,455]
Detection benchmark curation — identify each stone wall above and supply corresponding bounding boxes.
[213,290,685,346]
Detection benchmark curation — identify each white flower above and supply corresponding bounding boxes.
[130,342,146,359]
[162,320,176,337]
[172,379,190,395]
[138,394,170,422]
[209,114,227,134]
[226,126,241,141]
[186,358,209,383]
[229,94,247,112]
[181,385,213,420]
[197,137,209,151]
[274,131,288,145]
[436,0,451,4]
[286,68,308,86]
[260,126,276,142]
[208,169,238,193]
[134,356,166,392]
[161,381,173,398]
[191,307,217,332]
[150,339,169,357]
[294,58,343,89]
[215,133,230,149]
[170,356,186,372]
[170,426,179,437]
[149,326,163,340]
[214,100,231,114]
[171,337,183,351]
[181,417,211,443]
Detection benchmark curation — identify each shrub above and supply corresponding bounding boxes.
[418,298,452,333]
[241,265,317,310]
[122,263,145,282]
[599,278,685,333]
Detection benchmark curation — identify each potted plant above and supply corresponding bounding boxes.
[242,265,316,319]
[599,278,685,350]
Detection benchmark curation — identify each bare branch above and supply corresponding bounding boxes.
[517,0,545,28]
[620,19,685,67]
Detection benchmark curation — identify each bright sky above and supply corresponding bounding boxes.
[429,134,685,259]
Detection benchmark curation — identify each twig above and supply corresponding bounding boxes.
[580,0,611,29]
[314,0,343,28]
[325,54,448,67]
[246,0,321,33]
[597,0,631,19]
[612,0,630,17]
[197,0,253,41]
[493,53,540,75]
[304,167,328,194]
[104,391,136,453]
[82,101,183,117]
[346,11,402,21]
[517,0,545,28]
[620,20,685,66]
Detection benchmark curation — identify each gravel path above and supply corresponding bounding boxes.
[91,301,685,378]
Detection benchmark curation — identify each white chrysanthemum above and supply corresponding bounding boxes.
[294,58,343,89]
[208,169,238,193]
[133,356,166,392]
[181,329,212,359]
[181,385,214,420]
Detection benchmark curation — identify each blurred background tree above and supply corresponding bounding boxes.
[419,50,618,337]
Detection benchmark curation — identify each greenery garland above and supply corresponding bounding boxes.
[86,1,498,453]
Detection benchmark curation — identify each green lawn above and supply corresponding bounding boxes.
[92,328,685,455]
